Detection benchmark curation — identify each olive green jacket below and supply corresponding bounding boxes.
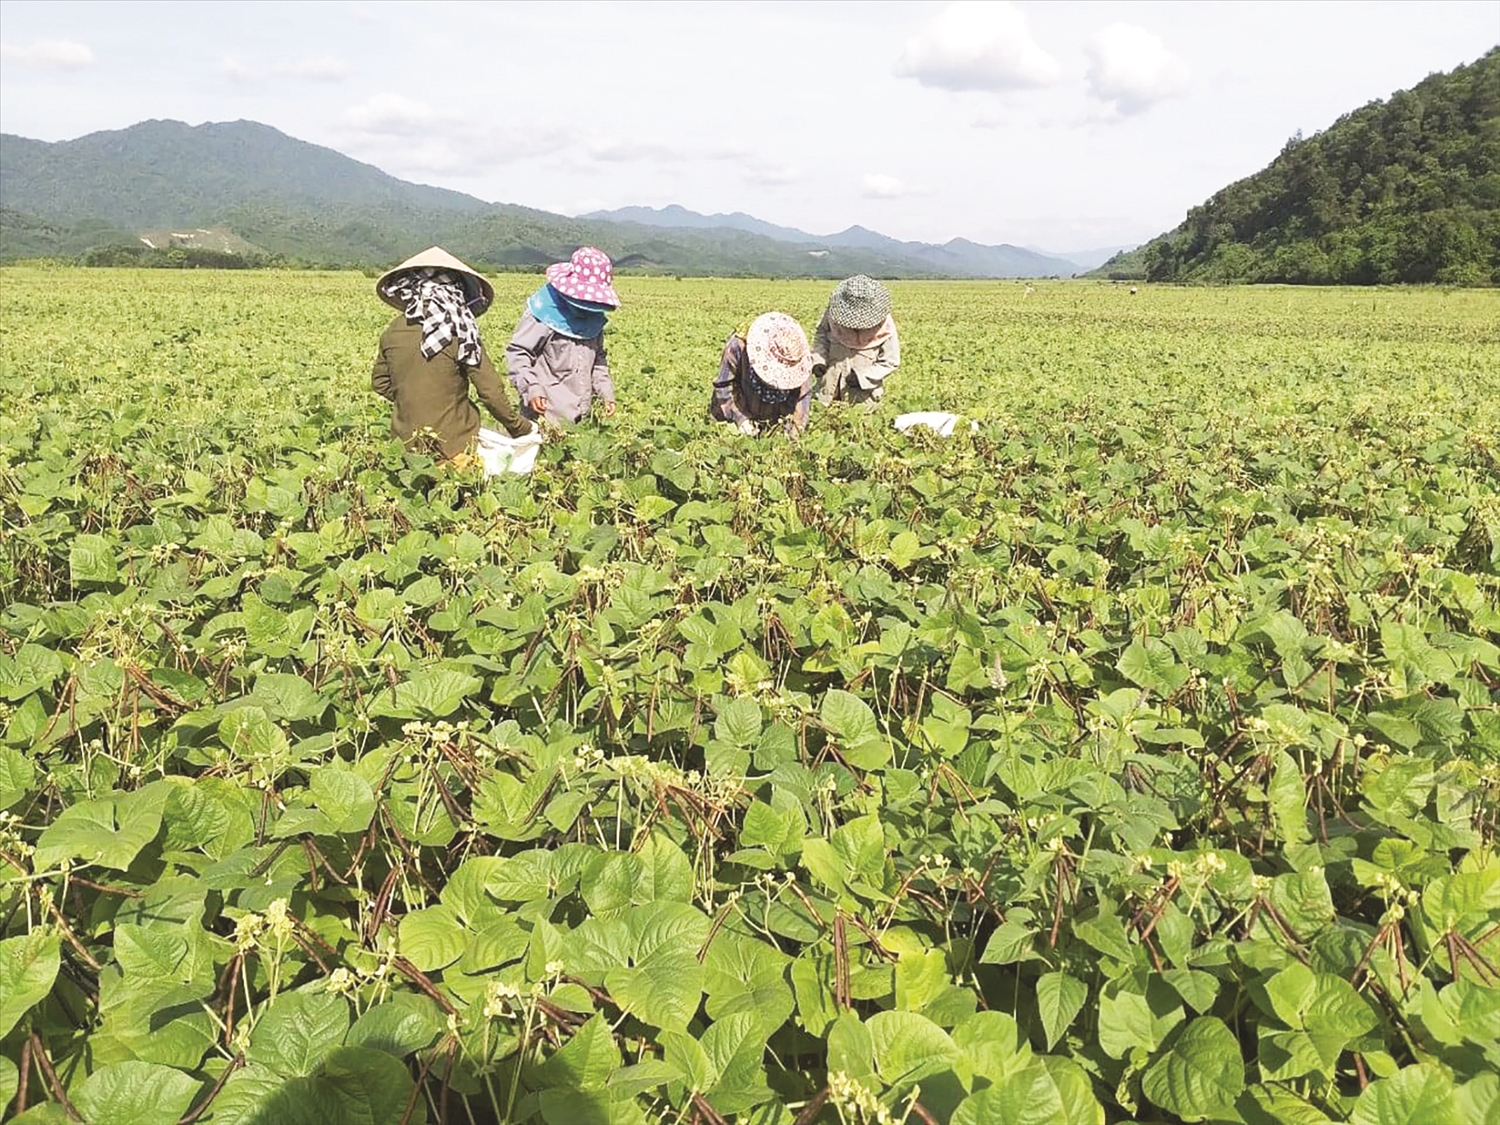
[371,315,532,459]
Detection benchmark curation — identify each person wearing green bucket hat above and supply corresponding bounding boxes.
[811,275,901,410]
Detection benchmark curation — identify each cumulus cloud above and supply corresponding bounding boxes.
[896,2,1058,93]
[1085,24,1189,116]
[0,39,95,69]
[862,174,930,199]
[279,56,351,81]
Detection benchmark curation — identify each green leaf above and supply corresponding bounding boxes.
[607,957,704,1032]
[869,1010,960,1087]
[250,1046,423,1125]
[1350,1063,1463,1125]
[531,1015,621,1091]
[0,1056,16,1120]
[73,1061,198,1125]
[1261,962,1379,1069]
[0,932,59,1038]
[345,995,444,1058]
[248,991,352,1078]
[70,532,119,585]
[820,689,890,770]
[1036,971,1088,1050]
[539,1088,647,1125]
[33,785,168,871]
[714,698,763,746]
[370,667,481,718]
[896,949,949,1014]
[397,905,467,972]
[310,769,376,833]
[248,673,325,722]
[1118,637,1188,695]
[1142,1016,1246,1122]
[700,1011,771,1113]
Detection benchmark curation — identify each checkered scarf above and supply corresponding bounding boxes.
[380,268,483,367]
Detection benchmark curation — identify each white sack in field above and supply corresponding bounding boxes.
[475,427,544,476]
[893,412,977,438]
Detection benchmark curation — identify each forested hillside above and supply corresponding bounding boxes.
[1107,49,1498,285]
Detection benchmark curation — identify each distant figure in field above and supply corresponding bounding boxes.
[811,275,900,410]
[370,246,534,463]
[506,247,619,424]
[709,312,813,436]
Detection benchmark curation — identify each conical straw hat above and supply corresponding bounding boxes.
[376,246,495,314]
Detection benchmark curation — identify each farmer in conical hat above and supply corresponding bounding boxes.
[506,247,620,424]
[811,275,900,410]
[370,246,534,461]
[709,312,813,437]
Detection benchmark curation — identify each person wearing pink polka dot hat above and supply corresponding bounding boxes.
[505,246,621,424]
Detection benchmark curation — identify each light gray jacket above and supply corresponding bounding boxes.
[504,312,615,423]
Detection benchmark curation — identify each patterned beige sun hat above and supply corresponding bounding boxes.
[376,247,495,314]
[745,312,812,390]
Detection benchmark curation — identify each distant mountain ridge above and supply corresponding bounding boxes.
[0,120,1086,277]
[583,204,1084,276]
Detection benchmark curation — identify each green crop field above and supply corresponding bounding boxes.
[1,268,1498,1125]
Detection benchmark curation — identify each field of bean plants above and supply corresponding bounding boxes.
[1,267,1498,1125]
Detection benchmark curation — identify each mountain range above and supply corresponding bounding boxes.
[0,121,1092,277]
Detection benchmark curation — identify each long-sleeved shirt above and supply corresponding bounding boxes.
[709,333,811,433]
[504,312,614,424]
[811,313,900,397]
[371,315,532,459]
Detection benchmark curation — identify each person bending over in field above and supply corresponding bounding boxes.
[506,247,619,424]
[709,312,813,437]
[371,247,535,464]
[811,275,900,410]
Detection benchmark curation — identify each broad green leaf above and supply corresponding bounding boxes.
[1036,971,1088,1050]
[248,1046,423,1125]
[310,768,376,833]
[1142,1016,1246,1121]
[869,1010,960,1087]
[606,957,703,1032]
[73,1061,198,1125]
[1350,1063,1463,1125]
[531,1015,620,1091]
[248,991,352,1078]
[821,689,890,769]
[0,932,60,1038]
[370,667,481,718]
[33,784,168,871]
[345,995,444,1058]
[397,905,466,972]
[715,697,763,746]
[69,532,119,585]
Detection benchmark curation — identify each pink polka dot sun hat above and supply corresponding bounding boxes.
[545,246,621,309]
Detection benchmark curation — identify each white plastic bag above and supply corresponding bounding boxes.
[893,412,977,438]
[475,427,544,476]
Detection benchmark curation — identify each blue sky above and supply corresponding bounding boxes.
[1,0,1495,251]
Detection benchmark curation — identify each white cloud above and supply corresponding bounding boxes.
[279,56,351,81]
[743,164,802,186]
[0,39,95,69]
[342,93,444,136]
[862,173,930,199]
[217,56,256,82]
[896,2,1059,93]
[1085,24,1189,117]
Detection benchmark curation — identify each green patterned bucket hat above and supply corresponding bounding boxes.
[826,275,891,330]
